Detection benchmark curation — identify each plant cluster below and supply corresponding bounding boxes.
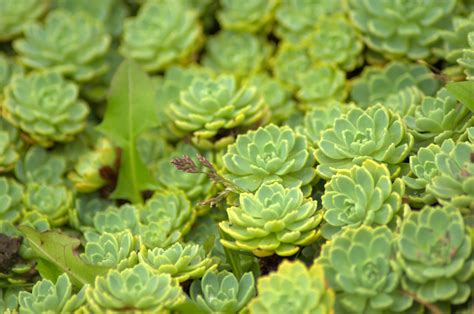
[0,1,473,313]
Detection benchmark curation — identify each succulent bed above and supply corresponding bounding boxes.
[0,0,474,313]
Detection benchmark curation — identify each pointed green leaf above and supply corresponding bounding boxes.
[446,81,474,112]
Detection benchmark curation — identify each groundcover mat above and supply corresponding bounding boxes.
[0,0,473,313]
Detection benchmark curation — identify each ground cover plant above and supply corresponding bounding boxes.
[0,0,473,313]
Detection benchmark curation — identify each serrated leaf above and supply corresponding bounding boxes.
[18,226,109,288]
[446,81,474,112]
[97,59,159,203]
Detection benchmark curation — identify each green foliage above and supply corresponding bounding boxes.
[397,206,473,304]
[317,226,413,313]
[138,242,216,282]
[3,71,89,147]
[92,204,139,234]
[0,54,24,98]
[348,0,456,59]
[13,10,111,82]
[217,0,277,33]
[271,44,312,91]
[98,59,159,204]
[18,273,86,314]
[168,74,268,149]
[446,81,474,112]
[223,124,315,195]
[190,270,256,313]
[321,160,404,239]
[315,105,414,179]
[0,0,48,41]
[0,118,22,173]
[247,260,335,314]
[120,0,203,73]
[458,32,474,80]
[220,182,322,257]
[0,177,23,223]
[85,264,184,313]
[15,146,66,185]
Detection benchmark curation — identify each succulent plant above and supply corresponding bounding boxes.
[3,71,89,147]
[120,0,203,73]
[136,129,172,167]
[68,138,117,193]
[69,192,112,229]
[223,124,315,195]
[14,10,111,82]
[220,182,322,257]
[18,274,86,314]
[0,177,23,223]
[247,260,335,313]
[295,64,347,110]
[191,270,256,313]
[0,118,22,173]
[317,226,413,313]
[20,211,51,233]
[306,14,363,71]
[427,139,474,210]
[167,74,268,149]
[202,30,272,78]
[138,190,196,249]
[275,0,343,43]
[347,0,456,60]
[138,242,216,282]
[0,54,24,98]
[321,160,404,239]
[315,105,414,179]
[0,287,21,313]
[0,0,48,42]
[15,146,66,185]
[23,183,73,227]
[156,143,213,202]
[350,62,440,109]
[406,88,472,147]
[397,206,473,304]
[384,86,425,119]
[92,204,139,234]
[458,32,474,80]
[86,264,184,313]
[81,230,138,269]
[271,44,312,91]
[298,102,354,147]
[403,143,443,207]
[246,73,296,124]
[217,0,277,33]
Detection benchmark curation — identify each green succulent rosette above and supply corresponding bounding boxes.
[223,124,315,195]
[86,264,184,313]
[92,204,139,234]
[0,177,23,223]
[18,274,86,314]
[403,143,444,207]
[458,32,474,80]
[397,206,473,304]
[13,10,111,82]
[0,287,21,313]
[247,260,335,313]
[295,63,347,110]
[348,0,456,60]
[271,44,312,91]
[15,146,66,185]
[156,143,213,202]
[350,62,440,109]
[0,0,49,42]
[0,54,24,98]
[69,192,112,229]
[138,190,196,249]
[427,139,474,211]
[202,30,272,78]
[81,230,139,269]
[384,86,425,119]
[406,88,472,147]
[217,0,277,33]
[52,0,128,37]
[321,160,404,239]
[136,129,172,168]
[167,74,268,150]
[120,0,203,73]
[275,0,343,43]
[191,270,256,314]
[138,242,216,282]
[298,102,354,147]
[220,182,322,257]
[315,104,414,179]
[23,183,73,227]
[3,71,89,148]
[0,118,23,173]
[68,138,117,193]
[305,14,363,71]
[317,226,413,313]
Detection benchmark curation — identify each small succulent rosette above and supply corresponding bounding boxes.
[458,32,474,80]
[0,0,48,42]
[217,0,277,33]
